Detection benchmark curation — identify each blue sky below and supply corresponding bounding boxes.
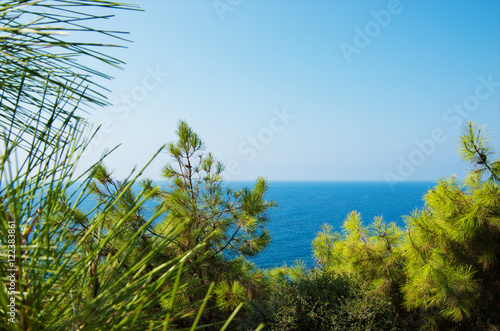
[79,0,500,182]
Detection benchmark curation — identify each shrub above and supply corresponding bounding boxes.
[266,271,401,330]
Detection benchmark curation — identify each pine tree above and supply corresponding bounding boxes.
[311,122,500,329]
[402,122,500,328]
[156,120,277,324]
[312,212,406,307]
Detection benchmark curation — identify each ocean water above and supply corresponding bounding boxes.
[75,181,435,270]
[232,181,435,269]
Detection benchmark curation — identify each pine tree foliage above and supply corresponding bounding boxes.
[214,279,247,311]
[159,121,275,260]
[312,211,406,300]
[70,163,172,273]
[156,120,276,323]
[0,0,138,150]
[402,122,500,327]
[311,122,500,329]
[0,2,239,329]
[459,122,500,185]
[0,98,219,329]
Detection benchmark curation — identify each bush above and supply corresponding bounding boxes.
[266,271,401,330]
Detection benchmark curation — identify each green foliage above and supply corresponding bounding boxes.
[214,280,247,312]
[0,83,217,329]
[81,121,274,329]
[0,0,138,150]
[311,122,500,329]
[159,120,275,260]
[0,2,238,330]
[312,212,406,302]
[401,123,500,328]
[459,122,500,184]
[265,270,400,330]
[156,120,277,323]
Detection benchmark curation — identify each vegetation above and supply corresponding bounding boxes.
[157,121,276,325]
[307,122,500,330]
[87,121,276,328]
[0,1,240,330]
[265,271,399,330]
[402,122,500,329]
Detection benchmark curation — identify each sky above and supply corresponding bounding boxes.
[77,0,500,183]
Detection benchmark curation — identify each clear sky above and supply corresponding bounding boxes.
[78,0,500,183]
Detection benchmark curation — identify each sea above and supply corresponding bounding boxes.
[230,181,434,269]
[75,181,435,270]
